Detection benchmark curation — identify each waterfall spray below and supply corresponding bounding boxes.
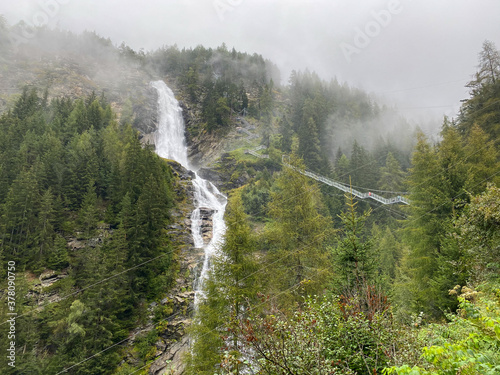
[151,80,227,307]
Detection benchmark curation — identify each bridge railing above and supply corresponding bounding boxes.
[282,158,410,205]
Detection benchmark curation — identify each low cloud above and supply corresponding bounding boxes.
[1,0,499,124]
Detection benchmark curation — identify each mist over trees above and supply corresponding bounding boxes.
[0,18,499,374]
[186,39,500,375]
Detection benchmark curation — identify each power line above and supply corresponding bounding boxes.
[7,80,500,374]
[49,168,500,375]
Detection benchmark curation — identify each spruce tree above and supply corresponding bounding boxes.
[463,124,499,195]
[398,131,450,316]
[36,188,56,265]
[334,152,350,184]
[266,154,332,303]
[0,167,40,265]
[378,152,406,192]
[78,180,99,238]
[48,234,69,270]
[438,121,467,215]
[459,40,500,140]
[331,190,375,296]
[299,117,324,172]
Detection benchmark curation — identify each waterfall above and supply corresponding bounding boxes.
[151,80,227,306]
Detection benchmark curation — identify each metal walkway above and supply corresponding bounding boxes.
[245,145,269,159]
[282,156,410,205]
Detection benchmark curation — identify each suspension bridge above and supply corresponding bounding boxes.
[281,155,411,205]
[238,121,410,206]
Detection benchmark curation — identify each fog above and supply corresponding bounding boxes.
[2,0,500,124]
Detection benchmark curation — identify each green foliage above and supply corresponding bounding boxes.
[237,294,397,375]
[0,89,175,374]
[386,285,500,374]
[372,224,401,285]
[331,191,375,295]
[458,40,500,141]
[379,152,406,192]
[148,43,279,133]
[78,180,99,237]
[48,234,70,270]
[350,140,380,189]
[265,154,333,303]
[238,301,347,374]
[398,129,461,317]
[240,170,272,219]
[135,329,159,361]
[456,184,500,282]
[463,124,499,195]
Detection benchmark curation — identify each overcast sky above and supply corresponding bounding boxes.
[2,0,500,123]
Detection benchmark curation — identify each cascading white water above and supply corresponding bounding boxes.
[151,80,227,306]
[190,177,226,304]
[151,81,190,167]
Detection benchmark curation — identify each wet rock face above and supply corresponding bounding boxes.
[134,85,159,135]
[167,160,195,180]
[149,336,189,375]
[199,207,215,244]
[39,271,68,287]
[197,167,224,189]
[146,164,204,375]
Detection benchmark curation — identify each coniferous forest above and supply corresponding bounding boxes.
[0,16,500,375]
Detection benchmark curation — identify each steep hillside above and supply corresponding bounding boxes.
[0,28,158,136]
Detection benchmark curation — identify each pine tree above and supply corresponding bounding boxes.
[334,151,350,184]
[349,140,379,188]
[64,130,99,208]
[0,167,40,265]
[298,117,324,172]
[332,190,375,295]
[398,131,450,316]
[128,173,172,298]
[278,116,293,152]
[38,129,65,194]
[211,192,259,313]
[86,99,104,131]
[78,180,99,238]
[456,184,500,282]
[48,234,69,270]
[437,121,467,215]
[36,188,56,265]
[459,40,500,140]
[469,40,500,89]
[266,154,332,303]
[13,87,40,120]
[463,124,500,195]
[66,99,89,135]
[371,224,401,288]
[378,152,406,192]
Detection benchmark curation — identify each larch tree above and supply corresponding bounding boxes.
[266,154,333,304]
[398,131,447,316]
